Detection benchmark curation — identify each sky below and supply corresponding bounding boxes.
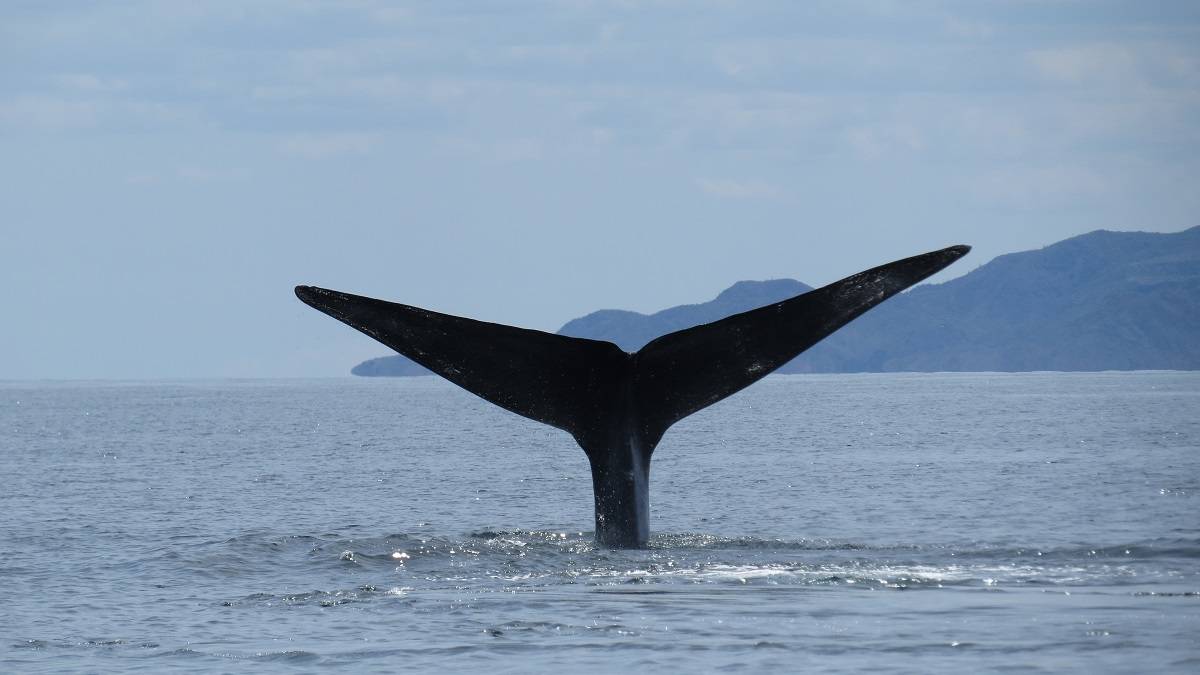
[2,1,1198,379]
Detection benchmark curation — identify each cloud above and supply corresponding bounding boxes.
[0,95,99,129]
[177,166,251,182]
[278,133,378,158]
[1028,42,1200,90]
[124,172,161,185]
[433,135,547,164]
[965,165,1110,206]
[845,123,924,160]
[250,84,313,102]
[122,167,249,185]
[492,137,545,163]
[712,42,775,78]
[1028,44,1139,85]
[0,94,199,132]
[941,15,994,39]
[54,73,129,93]
[696,178,780,199]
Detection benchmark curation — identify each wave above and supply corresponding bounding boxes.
[118,528,1200,595]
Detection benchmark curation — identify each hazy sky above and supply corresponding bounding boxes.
[2,1,1198,378]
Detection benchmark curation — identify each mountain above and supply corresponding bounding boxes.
[350,227,1200,375]
[786,227,1200,372]
[557,278,812,351]
[352,356,430,377]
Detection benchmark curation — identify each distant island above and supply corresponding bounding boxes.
[352,227,1200,376]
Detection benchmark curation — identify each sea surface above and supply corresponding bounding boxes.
[1,372,1197,673]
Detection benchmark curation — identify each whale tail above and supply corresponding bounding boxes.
[296,244,970,546]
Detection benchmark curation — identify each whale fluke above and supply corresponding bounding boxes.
[294,285,627,440]
[633,244,970,445]
[296,244,970,548]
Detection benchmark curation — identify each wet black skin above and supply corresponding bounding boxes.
[296,245,970,548]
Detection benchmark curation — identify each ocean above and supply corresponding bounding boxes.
[1,372,1196,672]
